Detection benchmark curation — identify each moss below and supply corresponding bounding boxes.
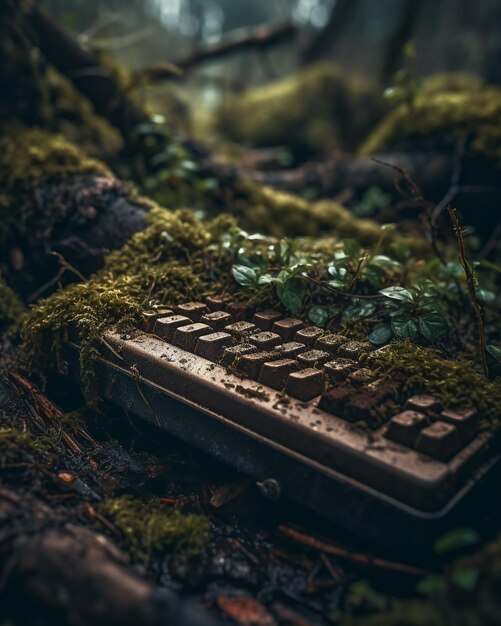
[0,427,49,464]
[0,271,24,324]
[214,63,385,159]
[366,341,501,427]
[20,205,240,392]
[99,495,209,564]
[0,127,110,249]
[360,85,501,163]
[241,180,424,250]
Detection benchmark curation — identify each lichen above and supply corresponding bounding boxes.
[99,495,210,564]
[360,85,501,163]
[213,63,385,160]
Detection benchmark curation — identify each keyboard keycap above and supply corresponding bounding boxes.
[273,342,306,358]
[248,332,282,350]
[236,351,279,379]
[339,340,371,359]
[195,332,233,361]
[220,343,256,366]
[385,410,428,447]
[315,333,346,354]
[141,307,173,332]
[297,349,331,368]
[295,326,324,347]
[175,302,209,321]
[406,395,442,413]
[225,321,257,340]
[154,315,193,341]
[259,359,298,390]
[323,359,354,382]
[285,368,325,401]
[440,408,479,442]
[200,310,233,331]
[252,310,282,331]
[272,318,305,341]
[172,323,212,351]
[415,421,461,461]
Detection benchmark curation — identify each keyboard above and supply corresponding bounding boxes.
[65,299,500,548]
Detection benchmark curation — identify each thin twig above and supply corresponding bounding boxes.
[279,525,429,577]
[448,207,489,377]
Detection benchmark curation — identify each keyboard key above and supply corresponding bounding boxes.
[273,342,306,358]
[205,296,229,311]
[154,315,193,341]
[285,368,325,401]
[315,333,346,354]
[323,359,354,382]
[259,359,298,390]
[172,323,212,351]
[406,395,442,413]
[252,310,282,331]
[225,321,257,340]
[348,368,375,387]
[339,340,371,360]
[141,307,173,332]
[248,332,282,350]
[318,385,351,415]
[297,350,331,368]
[236,351,279,379]
[225,302,253,321]
[195,332,233,361]
[220,343,256,366]
[440,408,479,442]
[415,421,461,461]
[175,302,209,321]
[295,326,324,347]
[272,318,305,341]
[385,410,428,447]
[200,310,233,331]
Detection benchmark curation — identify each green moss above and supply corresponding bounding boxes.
[360,86,501,163]
[20,205,240,392]
[99,495,209,564]
[0,427,49,464]
[0,271,24,324]
[214,63,385,158]
[366,342,501,427]
[241,181,424,250]
[0,127,110,249]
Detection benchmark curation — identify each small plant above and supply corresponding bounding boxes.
[369,283,449,345]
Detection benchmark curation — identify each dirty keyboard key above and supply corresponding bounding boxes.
[339,340,372,359]
[172,323,212,351]
[248,331,282,350]
[440,408,479,442]
[252,310,282,331]
[315,332,346,354]
[236,351,280,379]
[406,395,442,413]
[174,302,209,321]
[220,343,256,366]
[195,332,233,361]
[142,307,173,332]
[272,318,305,341]
[285,368,325,401]
[154,315,193,341]
[415,421,461,461]
[323,359,354,381]
[259,359,298,390]
[297,349,331,368]
[318,385,351,415]
[273,342,306,358]
[295,326,324,347]
[205,296,229,311]
[225,321,257,340]
[200,310,233,331]
[385,410,428,447]
[348,368,375,386]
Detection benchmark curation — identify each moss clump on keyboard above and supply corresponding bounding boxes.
[0,272,24,325]
[99,495,210,564]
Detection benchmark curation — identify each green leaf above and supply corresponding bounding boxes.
[370,255,401,268]
[451,567,480,591]
[343,239,361,258]
[257,274,274,285]
[232,265,257,288]
[434,528,480,554]
[368,324,394,346]
[417,575,447,597]
[418,313,448,343]
[476,288,496,304]
[486,344,501,362]
[379,286,414,302]
[276,277,305,314]
[391,315,418,340]
[308,306,329,327]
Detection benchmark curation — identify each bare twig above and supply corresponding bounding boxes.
[279,525,429,577]
[448,207,489,377]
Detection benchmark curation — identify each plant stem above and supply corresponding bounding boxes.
[448,207,489,378]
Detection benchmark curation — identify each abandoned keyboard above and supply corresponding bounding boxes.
[66,299,500,547]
